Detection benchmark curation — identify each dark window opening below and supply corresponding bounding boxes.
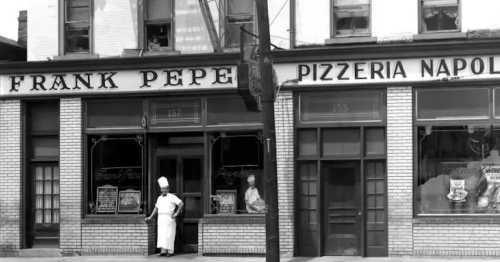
[64,0,91,53]
[224,0,255,48]
[421,0,459,32]
[145,0,173,51]
[332,0,370,37]
[210,132,264,214]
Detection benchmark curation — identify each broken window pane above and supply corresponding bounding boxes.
[147,0,173,20]
[422,0,459,32]
[225,0,254,48]
[146,24,172,51]
[333,0,370,36]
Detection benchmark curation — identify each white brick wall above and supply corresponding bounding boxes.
[387,86,413,256]
[0,100,22,254]
[200,224,266,254]
[274,91,295,256]
[82,224,149,255]
[59,98,83,254]
[28,0,59,61]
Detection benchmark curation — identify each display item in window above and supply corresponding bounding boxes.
[245,174,265,213]
[145,176,184,257]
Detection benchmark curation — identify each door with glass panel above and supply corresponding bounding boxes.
[32,164,60,247]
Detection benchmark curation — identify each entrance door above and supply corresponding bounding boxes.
[153,136,203,253]
[29,164,60,248]
[322,161,361,256]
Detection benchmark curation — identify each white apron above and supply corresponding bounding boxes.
[155,193,182,252]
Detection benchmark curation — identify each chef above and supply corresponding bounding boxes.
[145,177,184,257]
[245,174,264,213]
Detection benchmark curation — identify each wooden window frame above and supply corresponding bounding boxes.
[330,0,372,39]
[221,0,257,49]
[138,0,176,53]
[59,0,94,56]
[419,0,461,34]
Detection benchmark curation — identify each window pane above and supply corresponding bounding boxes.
[417,88,489,120]
[147,0,173,20]
[89,136,143,214]
[298,130,317,156]
[422,0,459,32]
[334,0,369,36]
[65,23,90,53]
[207,96,261,125]
[322,128,361,156]
[146,24,172,51]
[299,161,317,181]
[365,128,385,155]
[28,102,59,133]
[225,21,254,48]
[66,0,89,22]
[32,137,59,159]
[416,126,500,214]
[228,0,253,15]
[86,100,143,128]
[150,99,201,126]
[300,91,384,122]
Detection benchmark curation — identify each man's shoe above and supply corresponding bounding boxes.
[166,253,174,257]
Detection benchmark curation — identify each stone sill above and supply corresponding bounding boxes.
[82,214,147,224]
[53,53,99,60]
[325,36,377,45]
[201,214,265,224]
[413,32,467,41]
[414,215,500,224]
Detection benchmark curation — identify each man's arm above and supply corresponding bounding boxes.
[172,201,184,218]
[145,206,158,222]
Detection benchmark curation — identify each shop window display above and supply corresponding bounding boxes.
[87,135,144,215]
[210,133,264,214]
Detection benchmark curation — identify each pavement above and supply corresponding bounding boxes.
[1,255,500,262]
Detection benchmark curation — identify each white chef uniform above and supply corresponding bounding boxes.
[155,177,182,252]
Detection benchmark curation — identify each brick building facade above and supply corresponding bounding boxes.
[2,0,500,258]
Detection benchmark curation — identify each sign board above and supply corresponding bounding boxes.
[274,55,500,86]
[150,99,201,125]
[482,165,500,183]
[118,189,141,213]
[216,189,236,214]
[96,185,118,213]
[0,66,237,97]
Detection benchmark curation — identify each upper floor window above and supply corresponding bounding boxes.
[331,0,370,37]
[64,0,91,53]
[420,0,459,33]
[224,0,255,48]
[145,0,174,52]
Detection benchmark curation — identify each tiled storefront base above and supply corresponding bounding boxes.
[198,223,266,255]
[81,224,151,256]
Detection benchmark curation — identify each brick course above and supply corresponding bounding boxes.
[0,100,22,256]
[82,224,149,255]
[386,87,414,256]
[59,98,83,255]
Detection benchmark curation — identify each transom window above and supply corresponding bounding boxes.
[145,0,174,52]
[224,0,255,48]
[420,0,459,33]
[64,0,91,53]
[331,0,370,37]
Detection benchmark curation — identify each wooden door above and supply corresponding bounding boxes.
[31,164,60,248]
[322,161,361,256]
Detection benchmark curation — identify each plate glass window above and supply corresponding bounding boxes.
[421,0,459,33]
[224,0,255,48]
[332,0,370,37]
[145,0,173,51]
[65,0,91,53]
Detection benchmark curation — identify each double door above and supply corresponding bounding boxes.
[152,135,203,253]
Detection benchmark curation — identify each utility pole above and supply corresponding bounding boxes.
[255,0,280,261]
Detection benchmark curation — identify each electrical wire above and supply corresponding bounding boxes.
[270,0,289,26]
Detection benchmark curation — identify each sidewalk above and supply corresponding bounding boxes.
[1,255,500,262]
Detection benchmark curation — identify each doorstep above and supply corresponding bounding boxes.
[16,248,61,257]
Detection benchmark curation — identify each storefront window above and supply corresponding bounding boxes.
[416,87,500,215]
[207,96,261,125]
[210,133,264,214]
[87,135,144,215]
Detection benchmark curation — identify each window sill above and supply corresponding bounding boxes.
[142,50,181,56]
[325,36,377,45]
[201,214,265,224]
[83,214,146,224]
[414,215,500,224]
[413,32,466,41]
[53,53,99,60]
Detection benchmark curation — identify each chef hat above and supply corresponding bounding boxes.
[158,176,169,188]
[247,174,256,183]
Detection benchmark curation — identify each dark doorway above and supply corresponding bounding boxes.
[151,134,203,253]
[322,161,361,256]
